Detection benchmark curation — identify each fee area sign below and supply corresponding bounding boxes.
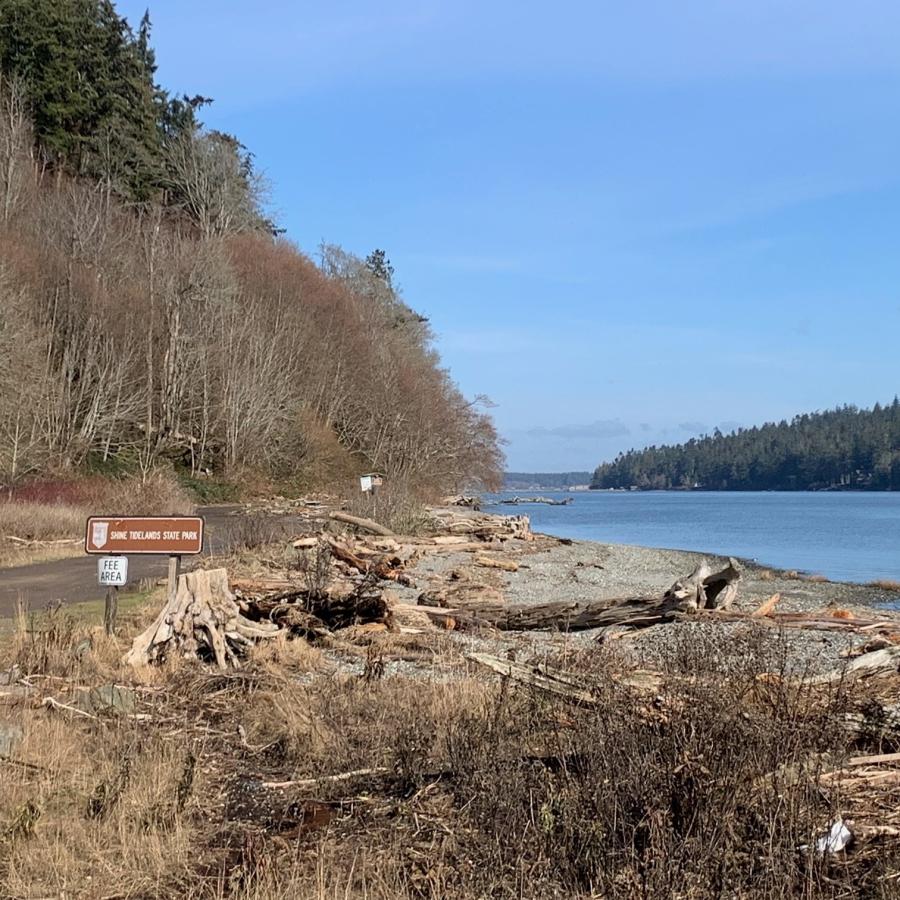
[98,556,128,586]
[84,516,205,555]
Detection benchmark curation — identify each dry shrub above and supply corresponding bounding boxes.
[294,542,332,597]
[227,512,292,553]
[82,470,194,515]
[757,568,776,582]
[223,630,881,899]
[343,478,432,535]
[805,573,830,584]
[869,579,900,592]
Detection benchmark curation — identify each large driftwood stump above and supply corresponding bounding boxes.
[663,558,742,611]
[124,568,280,669]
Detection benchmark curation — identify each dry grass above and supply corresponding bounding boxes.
[0,600,898,898]
[1,710,200,898]
[0,501,86,566]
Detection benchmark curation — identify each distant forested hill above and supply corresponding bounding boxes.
[591,402,900,491]
[505,472,592,490]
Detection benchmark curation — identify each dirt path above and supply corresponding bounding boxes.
[0,507,242,616]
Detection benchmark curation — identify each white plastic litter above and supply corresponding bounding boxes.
[804,818,853,855]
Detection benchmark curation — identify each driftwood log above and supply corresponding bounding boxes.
[467,652,663,704]
[407,596,668,632]
[844,701,900,747]
[125,569,280,669]
[805,645,900,685]
[474,554,519,572]
[328,511,395,537]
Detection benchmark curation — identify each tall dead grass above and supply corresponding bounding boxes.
[0,616,896,898]
[0,501,86,541]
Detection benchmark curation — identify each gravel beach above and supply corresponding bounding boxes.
[388,531,900,677]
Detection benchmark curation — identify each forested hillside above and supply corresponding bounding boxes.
[591,402,900,491]
[0,0,502,496]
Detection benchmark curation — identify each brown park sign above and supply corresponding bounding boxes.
[84,516,205,555]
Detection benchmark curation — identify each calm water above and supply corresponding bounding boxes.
[483,491,900,584]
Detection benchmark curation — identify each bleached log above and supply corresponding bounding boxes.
[804,645,900,685]
[467,652,663,703]
[329,511,395,537]
[474,555,519,572]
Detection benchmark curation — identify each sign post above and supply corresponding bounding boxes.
[359,473,384,520]
[104,585,118,635]
[98,556,128,635]
[167,554,181,605]
[85,516,205,626]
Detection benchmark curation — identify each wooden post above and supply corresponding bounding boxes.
[167,554,181,604]
[104,586,118,636]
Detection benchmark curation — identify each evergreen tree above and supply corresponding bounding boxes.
[0,0,210,201]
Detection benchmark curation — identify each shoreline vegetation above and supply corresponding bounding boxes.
[1,499,900,896]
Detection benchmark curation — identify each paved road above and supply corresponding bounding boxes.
[0,507,242,616]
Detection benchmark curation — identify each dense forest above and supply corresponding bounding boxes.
[591,402,900,491]
[504,472,592,490]
[0,0,502,496]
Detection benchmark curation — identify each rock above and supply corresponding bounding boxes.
[76,684,136,716]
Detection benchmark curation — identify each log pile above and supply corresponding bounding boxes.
[442,495,481,509]
[243,582,391,641]
[426,509,534,542]
[315,534,411,585]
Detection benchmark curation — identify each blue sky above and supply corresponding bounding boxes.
[120,0,900,471]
